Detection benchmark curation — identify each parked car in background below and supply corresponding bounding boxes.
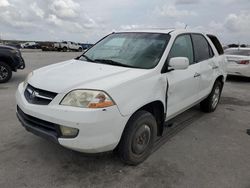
[40,42,57,51]
[21,42,40,49]
[0,45,25,83]
[80,43,94,50]
[224,48,250,77]
[54,41,83,52]
[16,29,226,165]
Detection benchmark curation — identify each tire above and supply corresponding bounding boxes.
[62,47,67,52]
[117,110,157,165]
[0,61,12,83]
[200,80,223,113]
[78,48,82,52]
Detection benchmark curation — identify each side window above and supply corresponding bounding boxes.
[168,35,194,65]
[207,34,224,55]
[192,34,214,62]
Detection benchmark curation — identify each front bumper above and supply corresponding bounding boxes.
[17,56,25,69]
[16,83,129,153]
[17,106,60,143]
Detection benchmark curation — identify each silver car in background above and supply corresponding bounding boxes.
[225,48,250,77]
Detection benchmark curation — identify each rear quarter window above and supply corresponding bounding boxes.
[207,34,224,55]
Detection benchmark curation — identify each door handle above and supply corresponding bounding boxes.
[194,72,201,78]
[212,66,219,69]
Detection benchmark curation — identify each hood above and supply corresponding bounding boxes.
[0,45,17,50]
[28,59,148,93]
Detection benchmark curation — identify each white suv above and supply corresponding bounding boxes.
[16,29,227,165]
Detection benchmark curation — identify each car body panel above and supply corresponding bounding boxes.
[16,83,130,153]
[0,45,25,71]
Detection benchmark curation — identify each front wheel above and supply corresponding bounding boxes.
[117,110,157,165]
[0,62,12,83]
[62,47,67,52]
[200,80,223,112]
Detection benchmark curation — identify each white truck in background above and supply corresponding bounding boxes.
[54,41,83,52]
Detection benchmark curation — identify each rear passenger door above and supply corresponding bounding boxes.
[166,34,200,119]
[191,34,217,99]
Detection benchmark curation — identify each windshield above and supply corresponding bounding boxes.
[225,49,250,56]
[80,32,170,69]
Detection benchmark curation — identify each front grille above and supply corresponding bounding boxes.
[17,106,61,139]
[24,84,57,105]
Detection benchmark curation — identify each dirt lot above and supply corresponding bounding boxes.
[0,52,250,188]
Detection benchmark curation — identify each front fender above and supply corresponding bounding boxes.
[109,72,167,117]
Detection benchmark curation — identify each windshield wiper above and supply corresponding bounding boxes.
[94,59,136,68]
[77,54,94,62]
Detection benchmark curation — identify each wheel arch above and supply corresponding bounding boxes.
[215,75,225,87]
[126,100,165,137]
[0,56,15,71]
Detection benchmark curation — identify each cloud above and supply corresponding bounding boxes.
[219,0,250,4]
[0,0,250,44]
[175,0,201,5]
[49,0,80,19]
[174,22,187,29]
[224,12,250,33]
[47,14,62,26]
[0,0,9,7]
[0,7,38,30]
[154,4,197,18]
[120,24,148,30]
[30,2,45,19]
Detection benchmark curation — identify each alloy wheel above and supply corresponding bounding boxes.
[0,65,8,81]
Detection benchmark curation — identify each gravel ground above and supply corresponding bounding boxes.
[0,52,250,188]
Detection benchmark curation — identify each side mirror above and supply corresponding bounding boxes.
[169,57,189,70]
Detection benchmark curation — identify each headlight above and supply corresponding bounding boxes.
[60,90,115,108]
[23,71,33,88]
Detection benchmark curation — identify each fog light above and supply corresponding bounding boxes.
[60,125,79,138]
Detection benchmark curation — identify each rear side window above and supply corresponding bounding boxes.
[192,34,213,62]
[207,34,224,55]
[168,35,194,64]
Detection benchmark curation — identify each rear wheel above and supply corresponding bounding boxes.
[200,80,222,112]
[78,48,82,52]
[0,62,12,83]
[117,110,157,165]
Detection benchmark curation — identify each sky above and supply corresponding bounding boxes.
[0,0,250,44]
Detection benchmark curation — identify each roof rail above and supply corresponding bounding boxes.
[127,27,175,30]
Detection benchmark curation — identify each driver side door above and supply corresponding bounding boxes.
[165,34,201,120]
